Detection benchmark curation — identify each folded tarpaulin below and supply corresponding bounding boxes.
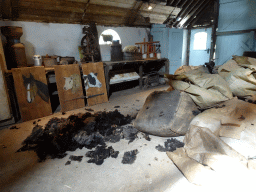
[167,98,256,188]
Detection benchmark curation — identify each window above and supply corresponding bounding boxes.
[193,32,207,50]
[99,29,121,45]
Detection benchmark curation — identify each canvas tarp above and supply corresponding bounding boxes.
[167,98,256,187]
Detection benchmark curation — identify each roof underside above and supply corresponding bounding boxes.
[0,0,217,28]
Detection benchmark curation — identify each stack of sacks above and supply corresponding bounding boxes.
[218,55,256,101]
[166,66,233,109]
[167,98,256,189]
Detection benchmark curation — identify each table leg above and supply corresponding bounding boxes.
[139,65,143,89]
[165,59,169,74]
[104,66,110,97]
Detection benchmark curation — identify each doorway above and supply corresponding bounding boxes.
[189,28,212,66]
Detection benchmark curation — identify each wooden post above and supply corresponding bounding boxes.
[104,65,110,97]
[139,64,143,89]
[147,43,150,58]
[153,44,156,58]
[143,38,146,55]
[210,0,219,62]
[186,28,191,66]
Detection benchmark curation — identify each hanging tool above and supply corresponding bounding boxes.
[64,93,104,103]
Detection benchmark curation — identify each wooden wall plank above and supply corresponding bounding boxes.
[12,67,52,121]
[54,64,85,112]
[81,62,108,106]
[20,1,128,17]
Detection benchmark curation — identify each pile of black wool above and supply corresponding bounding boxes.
[155,138,184,152]
[86,146,119,165]
[18,110,135,162]
[122,149,139,164]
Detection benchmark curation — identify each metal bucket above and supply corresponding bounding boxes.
[33,55,42,66]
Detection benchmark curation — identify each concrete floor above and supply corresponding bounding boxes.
[0,85,203,192]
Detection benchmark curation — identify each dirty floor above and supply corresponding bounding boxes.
[0,85,229,192]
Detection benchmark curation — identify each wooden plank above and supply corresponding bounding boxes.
[125,1,143,25]
[18,8,126,24]
[186,28,191,66]
[12,66,52,122]
[20,0,85,13]
[20,1,128,17]
[54,64,85,112]
[90,0,135,9]
[81,62,108,106]
[216,29,256,36]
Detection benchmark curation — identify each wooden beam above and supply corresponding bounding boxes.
[18,12,150,27]
[186,0,214,28]
[216,29,256,36]
[164,0,192,25]
[20,0,129,17]
[86,4,128,17]
[1,0,12,19]
[173,0,207,28]
[176,0,211,28]
[15,0,152,27]
[80,0,90,24]
[1,0,19,19]
[186,28,191,66]
[209,0,219,61]
[125,1,143,26]
[20,0,87,12]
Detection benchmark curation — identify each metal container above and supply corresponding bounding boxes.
[111,40,123,61]
[33,55,42,66]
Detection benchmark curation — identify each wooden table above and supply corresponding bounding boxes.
[7,58,169,97]
[103,58,169,95]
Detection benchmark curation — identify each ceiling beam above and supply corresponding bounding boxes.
[167,0,176,6]
[0,0,19,20]
[174,0,183,7]
[17,7,150,27]
[125,1,144,26]
[164,0,192,25]
[186,0,214,28]
[80,0,91,24]
[178,0,212,28]
[172,0,205,27]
